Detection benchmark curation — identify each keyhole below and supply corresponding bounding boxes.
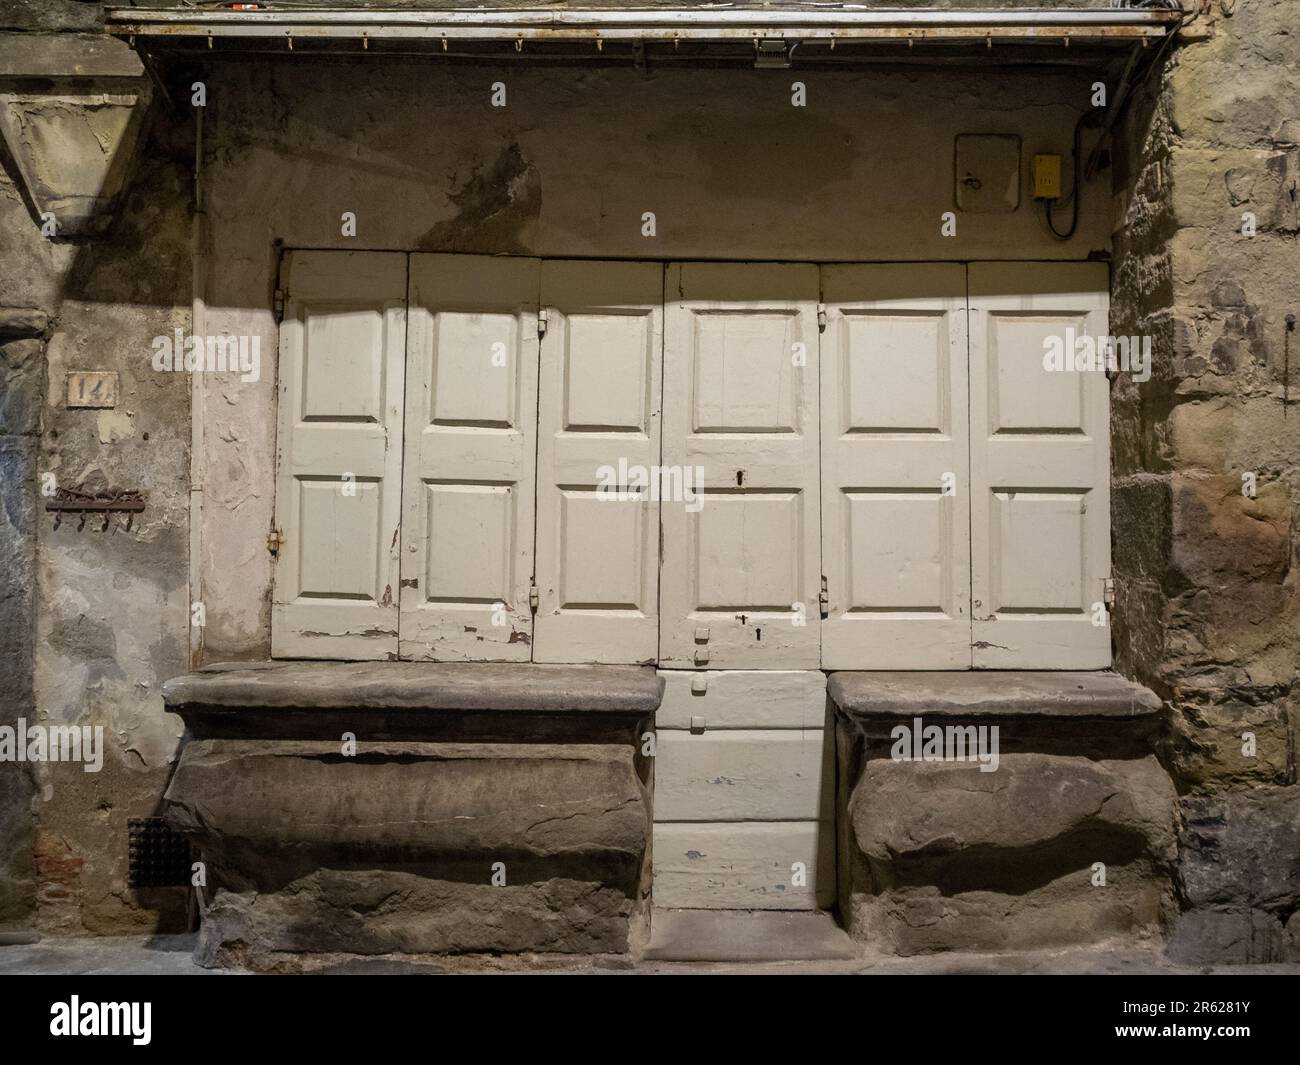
[755,627,762,642]
[736,470,745,486]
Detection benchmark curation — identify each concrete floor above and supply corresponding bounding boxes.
[3,920,1298,975]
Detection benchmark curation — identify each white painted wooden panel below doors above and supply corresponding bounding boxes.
[652,669,835,910]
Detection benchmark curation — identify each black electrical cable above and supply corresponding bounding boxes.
[1046,110,1096,241]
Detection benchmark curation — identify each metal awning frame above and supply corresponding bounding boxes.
[106,7,1184,46]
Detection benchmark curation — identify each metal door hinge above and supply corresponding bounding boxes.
[817,303,827,333]
[528,580,539,613]
[818,575,830,619]
[537,308,549,339]
[267,527,285,557]
[1102,576,1116,607]
[273,287,286,324]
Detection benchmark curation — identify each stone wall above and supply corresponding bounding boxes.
[0,0,194,934]
[1110,3,1300,963]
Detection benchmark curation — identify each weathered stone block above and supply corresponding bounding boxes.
[1167,699,1291,788]
[1167,906,1286,966]
[831,672,1176,955]
[162,662,662,969]
[1165,473,1298,691]
[0,308,49,340]
[848,753,1176,955]
[1179,787,1300,915]
[0,339,43,437]
[167,739,651,967]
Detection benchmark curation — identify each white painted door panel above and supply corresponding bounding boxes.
[653,822,835,910]
[272,251,406,660]
[968,262,1111,668]
[654,730,832,821]
[533,261,663,663]
[656,669,827,730]
[820,264,971,669]
[400,254,540,660]
[661,263,821,669]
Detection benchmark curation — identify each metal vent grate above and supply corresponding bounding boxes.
[127,818,192,888]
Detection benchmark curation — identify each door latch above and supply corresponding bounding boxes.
[528,580,539,613]
[818,575,830,619]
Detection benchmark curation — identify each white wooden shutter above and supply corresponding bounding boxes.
[399,254,540,661]
[820,264,971,669]
[968,262,1111,668]
[661,263,821,669]
[271,251,406,660]
[533,261,663,663]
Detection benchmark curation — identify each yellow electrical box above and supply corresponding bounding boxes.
[1033,154,1062,199]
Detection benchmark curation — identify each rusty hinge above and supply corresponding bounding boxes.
[1102,576,1116,608]
[528,579,539,613]
[273,287,286,324]
[817,302,827,333]
[267,527,285,557]
[818,575,830,619]
[537,308,549,339]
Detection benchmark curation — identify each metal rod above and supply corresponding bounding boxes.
[106,7,1179,43]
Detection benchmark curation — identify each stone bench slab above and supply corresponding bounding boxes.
[829,670,1161,721]
[162,661,664,742]
[165,660,663,712]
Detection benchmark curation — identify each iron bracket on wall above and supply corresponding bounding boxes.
[46,488,146,531]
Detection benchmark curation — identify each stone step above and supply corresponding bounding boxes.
[643,909,857,962]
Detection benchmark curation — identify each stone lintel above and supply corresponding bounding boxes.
[0,34,144,79]
[0,308,51,340]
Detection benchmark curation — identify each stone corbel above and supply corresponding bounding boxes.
[0,33,151,238]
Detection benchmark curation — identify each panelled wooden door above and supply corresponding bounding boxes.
[399,254,541,660]
[660,263,822,669]
[271,250,407,660]
[533,261,664,663]
[272,253,1110,670]
[968,262,1111,668]
[820,264,972,669]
